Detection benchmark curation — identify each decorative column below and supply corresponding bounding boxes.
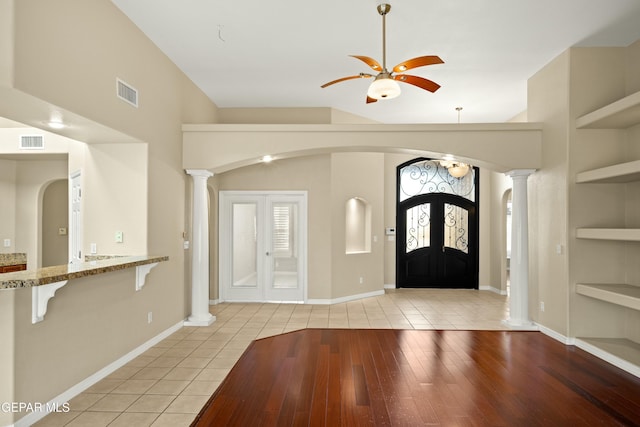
[185,169,215,326]
[504,169,536,329]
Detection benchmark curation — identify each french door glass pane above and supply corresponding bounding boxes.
[271,202,298,289]
[406,203,430,253]
[444,203,469,253]
[232,203,258,288]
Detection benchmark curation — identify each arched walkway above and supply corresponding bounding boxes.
[183,123,542,328]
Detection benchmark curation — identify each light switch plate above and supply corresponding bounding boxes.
[115,231,123,243]
[3,239,10,247]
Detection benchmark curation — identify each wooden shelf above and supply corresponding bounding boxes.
[576,228,640,241]
[576,90,640,129]
[576,283,640,311]
[575,338,640,377]
[576,159,640,183]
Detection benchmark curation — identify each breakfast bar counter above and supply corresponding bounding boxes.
[0,255,168,289]
[0,255,169,323]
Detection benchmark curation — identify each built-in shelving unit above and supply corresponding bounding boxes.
[576,228,640,241]
[576,90,640,129]
[576,283,640,311]
[574,89,640,377]
[576,159,640,183]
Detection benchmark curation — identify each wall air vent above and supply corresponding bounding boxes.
[20,135,44,150]
[116,78,139,108]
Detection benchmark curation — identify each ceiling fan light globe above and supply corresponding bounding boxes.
[448,163,470,178]
[367,78,401,100]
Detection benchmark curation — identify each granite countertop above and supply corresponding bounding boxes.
[0,255,168,289]
[0,253,27,267]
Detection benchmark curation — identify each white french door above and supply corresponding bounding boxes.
[219,191,307,302]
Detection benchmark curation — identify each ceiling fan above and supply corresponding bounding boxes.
[321,3,443,103]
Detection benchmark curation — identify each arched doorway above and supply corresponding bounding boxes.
[396,158,479,288]
[41,179,69,267]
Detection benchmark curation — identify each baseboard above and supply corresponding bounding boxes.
[307,289,385,305]
[384,284,396,289]
[574,338,640,378]
[209,299,221,305]
[479,285,507,295]
[13,321,184,427]
[535,323,575,345]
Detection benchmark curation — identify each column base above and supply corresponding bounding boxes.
[501,319,539,331]
[184,314,216,327]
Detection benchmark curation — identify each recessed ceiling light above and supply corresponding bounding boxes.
[47,120,65,129]
[261,155,273,163]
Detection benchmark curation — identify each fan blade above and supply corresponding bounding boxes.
[321,73,372,88]
[366,96,377,104]
[394,74,441,93]
[392,55,444,73]
[350,55,383,72]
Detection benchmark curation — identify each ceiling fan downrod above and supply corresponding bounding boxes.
[377,3,391,73]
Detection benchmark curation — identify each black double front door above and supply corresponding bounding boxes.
[396,193,478,289]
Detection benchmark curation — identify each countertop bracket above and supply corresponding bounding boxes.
[136,263,159,291]
[32,280,68,324]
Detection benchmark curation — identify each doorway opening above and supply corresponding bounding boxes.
[396,158,479,288]
[41,179,69,267]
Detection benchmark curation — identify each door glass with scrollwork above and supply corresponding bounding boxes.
[406,203,430,253]
[444,203,469,254]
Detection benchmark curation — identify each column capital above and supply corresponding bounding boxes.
[505,169,536,178]
[186,169,214,178]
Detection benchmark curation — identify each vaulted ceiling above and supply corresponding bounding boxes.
[101,2,640,123]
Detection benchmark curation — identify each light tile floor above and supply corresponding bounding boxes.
[35,289,509,427]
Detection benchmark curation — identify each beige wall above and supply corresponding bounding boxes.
[15,159,68,268]
[383,154,413,285]
[83,143,148,256]
[214,151,510,300]
[527,51,572,333]
[1,0,219,423]
[183,123,542,173]
[528,41,640,341]
[0,0,12,87]
[0,131,148,265]
[0,291,15,425]
[0,158,16,253]
[217,107,378,125]
[214,155,332,300]
[12,269,157,409]
[488,172,512,293]
[568,48,628,339]
[331,153,385,298]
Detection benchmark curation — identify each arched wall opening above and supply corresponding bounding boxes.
[41,179,69,267]
[206,150,519,302]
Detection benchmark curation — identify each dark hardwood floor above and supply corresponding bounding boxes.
[191,329,640,426]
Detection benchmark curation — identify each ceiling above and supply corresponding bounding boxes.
[108,1,640,124]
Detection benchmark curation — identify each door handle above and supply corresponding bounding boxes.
[442,245,445,253]
[266,252,270,256]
